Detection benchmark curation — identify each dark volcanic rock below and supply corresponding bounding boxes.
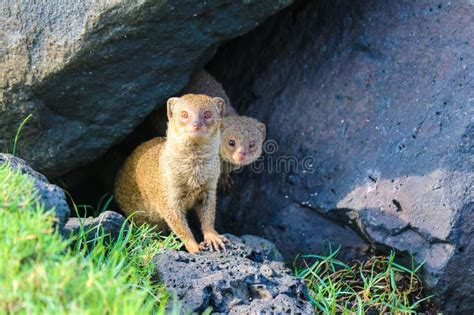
[209,0,474,312]
[0,154,69,230]
[62,211,128,243]
[1,0,292,177]
[154,234,313,314]
[239,234,285,262]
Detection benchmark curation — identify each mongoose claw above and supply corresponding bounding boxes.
[185,241,201,254]
[200,234,230,252]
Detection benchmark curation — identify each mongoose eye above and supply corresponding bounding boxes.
[228,140,236,147]
[204,111,212,119]
[249,141,256,148]
[181,111,188,118]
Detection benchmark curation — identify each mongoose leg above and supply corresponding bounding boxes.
[161,203,200,253]
[196,192,229,252]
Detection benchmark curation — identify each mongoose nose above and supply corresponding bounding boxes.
[192,122,203,130]
[237,152,248,160]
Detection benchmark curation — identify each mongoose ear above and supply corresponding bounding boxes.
[257,122,266,140]
[167,97,180,119]
[213,97,226,117]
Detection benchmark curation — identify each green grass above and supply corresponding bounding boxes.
[295,247,433,314]
[0,162,182,314]
[12,114,32,156]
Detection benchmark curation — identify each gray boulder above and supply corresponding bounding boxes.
[1,0,292,178]
[209,0,473,312]
[154,234,313,314]
[0,154,69,230]
[62,211,128,244]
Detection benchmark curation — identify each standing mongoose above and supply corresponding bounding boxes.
[114,94,229,253]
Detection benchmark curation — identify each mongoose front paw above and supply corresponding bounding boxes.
[185,241,200,254]
[200,233,229,252]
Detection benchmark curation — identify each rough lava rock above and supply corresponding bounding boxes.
[209,0,474,312]
[154,234,313,314]
[239,234,285,262]
[0,154,69,230]
[1,0,293,177]
[62,211,128,243]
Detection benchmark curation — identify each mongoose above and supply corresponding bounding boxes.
[114,94,228,253]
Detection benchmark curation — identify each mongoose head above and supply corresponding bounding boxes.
[167,94,225,143]
[220,116,266,166]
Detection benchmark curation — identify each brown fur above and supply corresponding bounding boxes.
[114,94,228,253]
[183,70,236,116]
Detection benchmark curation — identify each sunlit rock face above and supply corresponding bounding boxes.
[1,0,292,177]
[209,0,474,312]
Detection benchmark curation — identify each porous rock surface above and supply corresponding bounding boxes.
[1,0,292,177]
[209,0,474,312]
[0,154,70,230]
[154,234,314,314]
